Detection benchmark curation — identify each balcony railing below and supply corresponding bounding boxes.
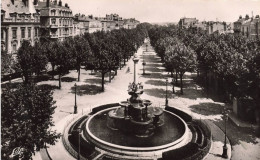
[50,24,59,28]
[50,34,58,38]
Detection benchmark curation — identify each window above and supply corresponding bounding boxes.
[59,19,61,25]
[28,27,31,38]
[59,28,61,36]
[34,28,37,37]
[12,28,17,39]
[12,44,17,52]
[51,18,56,25]
[21,27,25,38]
[1,29,4,39]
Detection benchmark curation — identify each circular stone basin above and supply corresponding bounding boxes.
[85,107,188,152]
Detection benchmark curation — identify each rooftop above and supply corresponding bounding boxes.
[35,0,71,10]
[1,0,37,18]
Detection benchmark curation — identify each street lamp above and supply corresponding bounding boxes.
[133,55,139,84]
[222,108,228,158]
[142,51,146,75]
[165,79,168,106]
[77,127,81,160]
[74,83,78,114]
[172,78,175,94]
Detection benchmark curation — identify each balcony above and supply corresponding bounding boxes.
[50,24,59,29]
[50,34,58,38]
[63,33,69,37]
[64,25,69,30]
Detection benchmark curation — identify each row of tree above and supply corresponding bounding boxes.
[3,24,149,91]
[148,25,259,109]
[1,24,150,159]
[148,25,197,94]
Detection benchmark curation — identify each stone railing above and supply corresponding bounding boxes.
[62,108,92,160]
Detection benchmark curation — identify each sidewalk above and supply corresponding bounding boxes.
[204,120,231,160]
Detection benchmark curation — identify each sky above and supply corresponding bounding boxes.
[61,0,260,23]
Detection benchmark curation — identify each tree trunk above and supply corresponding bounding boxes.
[175,71,178,85]
[109,71,111,83]
[180,73,183,95]
[52,65,55,80]
[59,73,61,89]
[119,60,122,70]
[101,72,105,92]
[124,57,126,65]
[77,65,81,82]
[171,71,173,78]
[205,71,208,97]
[115,69,117,76]
[24,73,29,84]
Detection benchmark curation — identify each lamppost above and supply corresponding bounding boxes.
[172,78,175,94]
[165,79,168,106]
[133,55,139,84]
[222,107,228,158]
[74,83,78,114]
[77,127,81,160]
[142,51,146,75]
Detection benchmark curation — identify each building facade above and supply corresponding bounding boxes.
[1,0,41,54]
[123,18,140,29]
[178,17,198,29]
[206,21,227,34]
[35,0,73,41]
[234,15,260,38]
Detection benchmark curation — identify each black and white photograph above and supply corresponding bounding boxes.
[1,0,260,159]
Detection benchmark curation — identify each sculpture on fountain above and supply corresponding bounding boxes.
[107,54,164,137]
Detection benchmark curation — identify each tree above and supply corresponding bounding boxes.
[32,41,48,78]
[1,50,16,82]
[16,40,35,84]
[44,41,58,80]
[167,43,197,94]
[64,36,92,81]
[54,41,73,89]
[1,84,60,160]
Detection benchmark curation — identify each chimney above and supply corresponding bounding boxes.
[64,3,68,7]
[245,14,249,20]
[58,0,62,6]
[46,0,50,7]
[33,0,38,5]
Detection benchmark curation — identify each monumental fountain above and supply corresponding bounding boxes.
[64,52,212,160]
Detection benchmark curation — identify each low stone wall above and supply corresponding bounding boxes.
[165,106,193,122]
[162,108,212,160]
[91,103,119,114]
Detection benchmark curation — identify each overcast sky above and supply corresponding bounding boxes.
[62,0,260,23]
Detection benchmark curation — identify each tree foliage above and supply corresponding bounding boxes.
[1,84,60,160]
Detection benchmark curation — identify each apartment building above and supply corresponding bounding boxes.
[234,14,260,38]
[1,0,41,54]
[123,18,140,29]
[178,17,198,29]
[206,21,227,34]
[35,0,73,41]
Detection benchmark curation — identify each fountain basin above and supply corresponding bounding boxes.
[84,107,189,155]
